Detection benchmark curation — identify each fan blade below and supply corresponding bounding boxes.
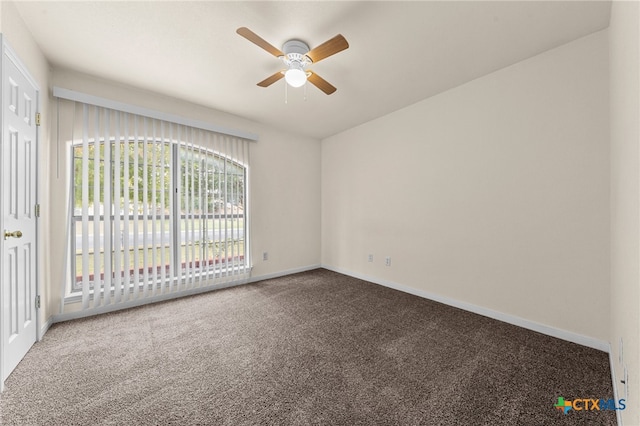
[257,71,285,87]
[306,34,349,63]
[307,72,337,95]
[237,27,284,57]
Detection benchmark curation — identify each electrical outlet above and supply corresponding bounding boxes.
[263,252,268,261]
[385,257,391,266]
[368,254,374,262]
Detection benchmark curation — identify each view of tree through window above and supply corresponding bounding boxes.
[71,138,246,292]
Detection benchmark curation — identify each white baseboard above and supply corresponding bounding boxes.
[248,264,321,283]
[38,317,53,341]
[321,264,610,352]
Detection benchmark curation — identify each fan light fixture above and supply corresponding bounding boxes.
[284,63,307,88]
[282,42,311,89]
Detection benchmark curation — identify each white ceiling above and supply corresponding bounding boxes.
[13,1,611,140]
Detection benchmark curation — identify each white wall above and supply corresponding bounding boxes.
[49,69,321,316]
[322,30,610,343]
[609,1,639,424]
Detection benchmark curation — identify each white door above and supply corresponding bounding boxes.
[1,41,38,383]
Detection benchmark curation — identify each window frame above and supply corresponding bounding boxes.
[68,136,249,296]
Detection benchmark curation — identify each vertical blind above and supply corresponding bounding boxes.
[57,98,251,312]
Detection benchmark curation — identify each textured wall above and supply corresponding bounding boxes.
[322,31,610,342]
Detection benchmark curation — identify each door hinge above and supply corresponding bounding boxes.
[35,295,41,309]
[34,203,41,217]
[35,112,41,126]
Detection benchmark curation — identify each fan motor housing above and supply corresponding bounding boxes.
[282,40,310,56]
[282,40,312,69]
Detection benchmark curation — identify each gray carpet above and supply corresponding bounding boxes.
[0,269,616,425]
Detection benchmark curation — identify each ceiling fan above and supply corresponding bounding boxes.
[236,27,349,95]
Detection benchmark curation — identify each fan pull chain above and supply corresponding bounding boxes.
[304,82,307,101]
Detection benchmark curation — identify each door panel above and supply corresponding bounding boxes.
[2,48,38,382]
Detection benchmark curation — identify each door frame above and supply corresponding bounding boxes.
[0,34,41,392]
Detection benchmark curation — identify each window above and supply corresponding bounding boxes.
[63,101,251,308]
